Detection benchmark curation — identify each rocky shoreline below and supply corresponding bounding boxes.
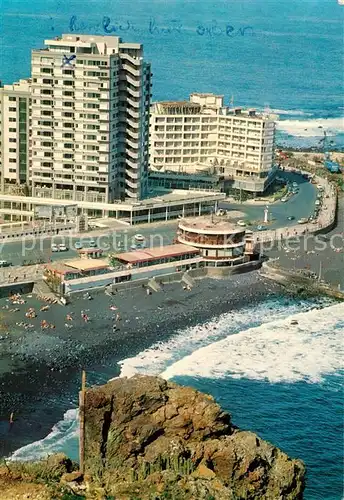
[0,375,306,499]
[0,272,284,457]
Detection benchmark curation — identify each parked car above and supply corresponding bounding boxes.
[0,260,12,268]
[51,244,59,252]
[89,240,96,247]
[74,242,83,250]
[58,244,68,251]
[287,216,295,221]
[257,225,267,231]
[237,220,247,227]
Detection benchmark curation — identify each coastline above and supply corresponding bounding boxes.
[0,272,285,458]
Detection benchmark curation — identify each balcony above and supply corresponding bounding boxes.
[125,177,138,189]
[122,63,142,78]
[126,158,138,169]
[125,168,139,180]
[177,232,245,249]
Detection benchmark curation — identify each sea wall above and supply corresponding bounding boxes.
[261,261,344,300]
[0,281,34,299]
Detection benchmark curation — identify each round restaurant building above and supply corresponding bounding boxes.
[177,216,253,267]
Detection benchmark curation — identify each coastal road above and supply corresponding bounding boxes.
[219,171,317,230]
[0,171,317,267]
[0,223,179,267]
[264,196,344,288]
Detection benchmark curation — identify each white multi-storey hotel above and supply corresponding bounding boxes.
[1,34,151,203]
[30,34,151,202]
[150,93,277,193]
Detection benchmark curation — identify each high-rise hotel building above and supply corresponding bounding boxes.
[1,34,151,202]
[0,80,31,193]
[150,93,277,193]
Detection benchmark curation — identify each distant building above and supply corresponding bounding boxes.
[150,93,278,194]
[0,80,31,193]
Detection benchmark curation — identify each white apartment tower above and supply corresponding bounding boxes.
[30,34,151,202]
[0,80,31,193]
[150,94,277,193]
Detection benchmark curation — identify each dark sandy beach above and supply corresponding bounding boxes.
[0,272,285,457]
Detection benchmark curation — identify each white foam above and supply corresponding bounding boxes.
[277,117,344,137]
[9,409,79,462]
[118,298,326,379]
[161,303,344,384]
[270,108,312,116]
[10,297,340,462]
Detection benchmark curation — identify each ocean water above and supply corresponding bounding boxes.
[2,0,344,497]
[10,297,344,500]
[1,0,344,147]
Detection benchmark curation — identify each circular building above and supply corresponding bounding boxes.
[177,215,254,267]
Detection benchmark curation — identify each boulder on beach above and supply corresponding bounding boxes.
[83,375,306,499]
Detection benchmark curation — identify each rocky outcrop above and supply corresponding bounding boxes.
[84,375,305,499]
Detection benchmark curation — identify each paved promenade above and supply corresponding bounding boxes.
[253,172,337,245]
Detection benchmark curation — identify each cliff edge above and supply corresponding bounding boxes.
[82,375,305,499]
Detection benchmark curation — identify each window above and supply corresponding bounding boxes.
[9,148,16,153]
[41,68,53,74]
[9,158,16,163]
[9,168,16,173]
[9,97,16,102]
[9,107,16,112]
[9,117,16,122]
[9,128,16,132]
[84,103,99,109]
[9,138,16,143]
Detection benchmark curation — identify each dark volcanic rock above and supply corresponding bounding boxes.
[84,375,305,499]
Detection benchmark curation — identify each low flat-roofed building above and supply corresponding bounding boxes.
[45,262,82,280]
[115,243,199,267]
[77,248,104,260]
[63,258,110,273]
